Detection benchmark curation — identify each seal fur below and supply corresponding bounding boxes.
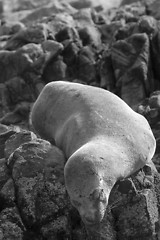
[31,81,156,225]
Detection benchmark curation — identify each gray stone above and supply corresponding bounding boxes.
[5,130,37,160]
[111,33,153,110]
[5,23,49,51]
[0,207,25,240]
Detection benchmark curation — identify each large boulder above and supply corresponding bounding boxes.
[78,25,102,47]
[70,0,122,11]
[0,207,25,240]
[46,13,75,36]
[111,33,153,110]
[4,132,87,239]
[0,124,20,159]
[86,162,160,240]
[0,21,25,36]
[0,43,45,83]
[147,0,160,20]
[2,0,77,24]
[42,55,67,83]
[5,23,49,51]
[76,45,97,84]
[62,40,82,80]
[99,50,117,92]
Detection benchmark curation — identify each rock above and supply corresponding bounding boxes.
[5,0,51,11]
[4,77,33,107]
[108,3,146,24]
[147,0,160,20]
[0,126,20,158]
[73,8,94,28]
[0,102,32,125]
[115,15,157,41]
[0,35,10,50]
[99,50,117,92]
[120,1,146,17]
[0,123,159,239]
[0,21,26,36]
[77,45,97,84]
[98,20,125,44]
[71,0,122,11]
[91,9,105,24]
[15,42,45,76]
[78,25,102,47]
[47,13,75,36]
[1,0,160,238]
[149,91,160,109]
[40,216,70,240]
[120,0,141,6]
[137,91,160,128]
[150,21,160,86]
[0,178,16,209]
[5,23,49,51]
[152,127,160,164]
[2,0,76,24]
[7,139,69,231]
[0,84,9,117]
[112,9,138,22]
[0,207,25,240]
[42,55,67,83]
[69,0,92,10]
[0,124,9,134]
[111,33,153,109]
[5,130,37,160]
[0,43,45,84]
[0,50,18,83]
[21,0,77,24]
[55,27,80,43]
[33,81,45,97]
[62,40,82,79]
[86,162,160,239]
[138,15,157,35]
[41,40,64,62]
[115,22,137,41]
[0,158,10,192]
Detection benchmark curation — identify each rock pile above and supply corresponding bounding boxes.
[0,0,160,124]
[0,0,160,239]
[0,124,160,240]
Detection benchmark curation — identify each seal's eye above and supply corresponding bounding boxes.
[89,189,100,201]
[71,200,81,208]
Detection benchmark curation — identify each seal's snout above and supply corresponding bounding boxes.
[80,207,99,225]
[81,206,106,225]
[79,192,108,226]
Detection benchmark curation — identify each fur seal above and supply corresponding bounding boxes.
[31,81,156,225]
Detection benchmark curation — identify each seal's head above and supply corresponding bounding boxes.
[64,149,115,225]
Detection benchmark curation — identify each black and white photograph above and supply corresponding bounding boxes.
[0,0,160,239]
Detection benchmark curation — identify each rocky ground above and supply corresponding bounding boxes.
[1,0,160,239]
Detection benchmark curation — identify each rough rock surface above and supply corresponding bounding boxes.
[0,0,158,117]
[0,125,160,239]
[147,0,160,20]
[111,33,152,110]
[5,23,50,51]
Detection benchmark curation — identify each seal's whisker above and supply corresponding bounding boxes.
[107,198,122,213]
[109,200,121,209]
[109,198,122,207]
